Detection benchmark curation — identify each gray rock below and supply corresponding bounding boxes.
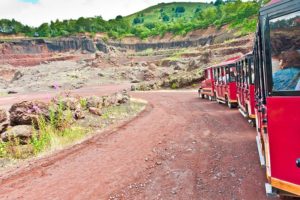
[86,96,103,109]
[1,125,34,145]
[0,109,8,134]
[74,108,85,120]
[89,107,102,116]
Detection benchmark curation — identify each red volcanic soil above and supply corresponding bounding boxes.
[0,90,272,200]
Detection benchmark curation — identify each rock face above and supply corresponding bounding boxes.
[46,37,96,53]
[108,36,213,52]
[1,125,33,145]
[96,40,109,53]
[9,101,49,126]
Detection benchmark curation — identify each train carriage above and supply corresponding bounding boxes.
[254,0,300,196]
[213,57,240,108]
[236,53,256,125]
[198,67,215,101]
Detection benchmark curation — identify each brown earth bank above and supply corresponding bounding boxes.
[0,90,272,200]
[0,26,248,67]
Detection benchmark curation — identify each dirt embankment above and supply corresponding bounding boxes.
[0,26,244,68]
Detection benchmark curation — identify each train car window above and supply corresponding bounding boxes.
[230,66,236,82]
[226,67,230,83]
[250,59,255,85]
[270,11,300,91]
[245,59,250,86]
[214,68,218,83]
[242,61,246,85]
[221,67,226,83]
[207,69,211,79]
[217,68,221,83]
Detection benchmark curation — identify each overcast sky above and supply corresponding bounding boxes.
[0,0,211,27]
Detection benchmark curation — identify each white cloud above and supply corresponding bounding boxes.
[0,0,211,27]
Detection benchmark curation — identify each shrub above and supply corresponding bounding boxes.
[162,15,170,22]
[175,6,185,13]
[79,98,88,110]
[171,82,179,89]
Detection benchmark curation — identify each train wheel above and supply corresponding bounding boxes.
[208,96,212,101]
[249,119,256,127]
[199,92,205,99]
[228,101,234,109]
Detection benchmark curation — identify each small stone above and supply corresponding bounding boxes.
[156,161,162,165]
[89,107,102,116]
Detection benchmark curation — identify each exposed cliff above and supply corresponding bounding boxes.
[108,36,213,52]
[46,37,96,53]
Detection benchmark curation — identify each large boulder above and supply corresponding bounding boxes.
[1,125,34,145]
[9,101,49,126]
[0,109,8,134]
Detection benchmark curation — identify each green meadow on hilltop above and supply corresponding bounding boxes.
[0,0,266,39]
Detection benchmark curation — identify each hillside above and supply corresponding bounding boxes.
[0,1,260,39]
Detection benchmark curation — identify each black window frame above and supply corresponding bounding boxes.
[262,2,300,96]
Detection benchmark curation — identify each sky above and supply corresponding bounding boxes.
[0,0,211,27]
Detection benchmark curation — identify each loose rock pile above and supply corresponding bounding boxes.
[0,90,130,146]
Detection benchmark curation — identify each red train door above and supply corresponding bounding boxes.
[267,10,300,194]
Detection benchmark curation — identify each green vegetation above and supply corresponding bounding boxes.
[171,82,179,89]
[0,0,265,39]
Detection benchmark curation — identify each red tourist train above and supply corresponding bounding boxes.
[198,0,300,196]
[198,57,240,108]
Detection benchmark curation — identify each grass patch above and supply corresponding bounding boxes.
[101,100,146,123]
[0,92,8,97]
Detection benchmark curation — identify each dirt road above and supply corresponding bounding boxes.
[0,90,269,200]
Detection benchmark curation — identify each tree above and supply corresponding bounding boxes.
[162,15,170,22]
[214,0,224,6]
[175,6,185,13]
[115,15,123,20]
[36,23,50,37]
[133,17,143,25]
